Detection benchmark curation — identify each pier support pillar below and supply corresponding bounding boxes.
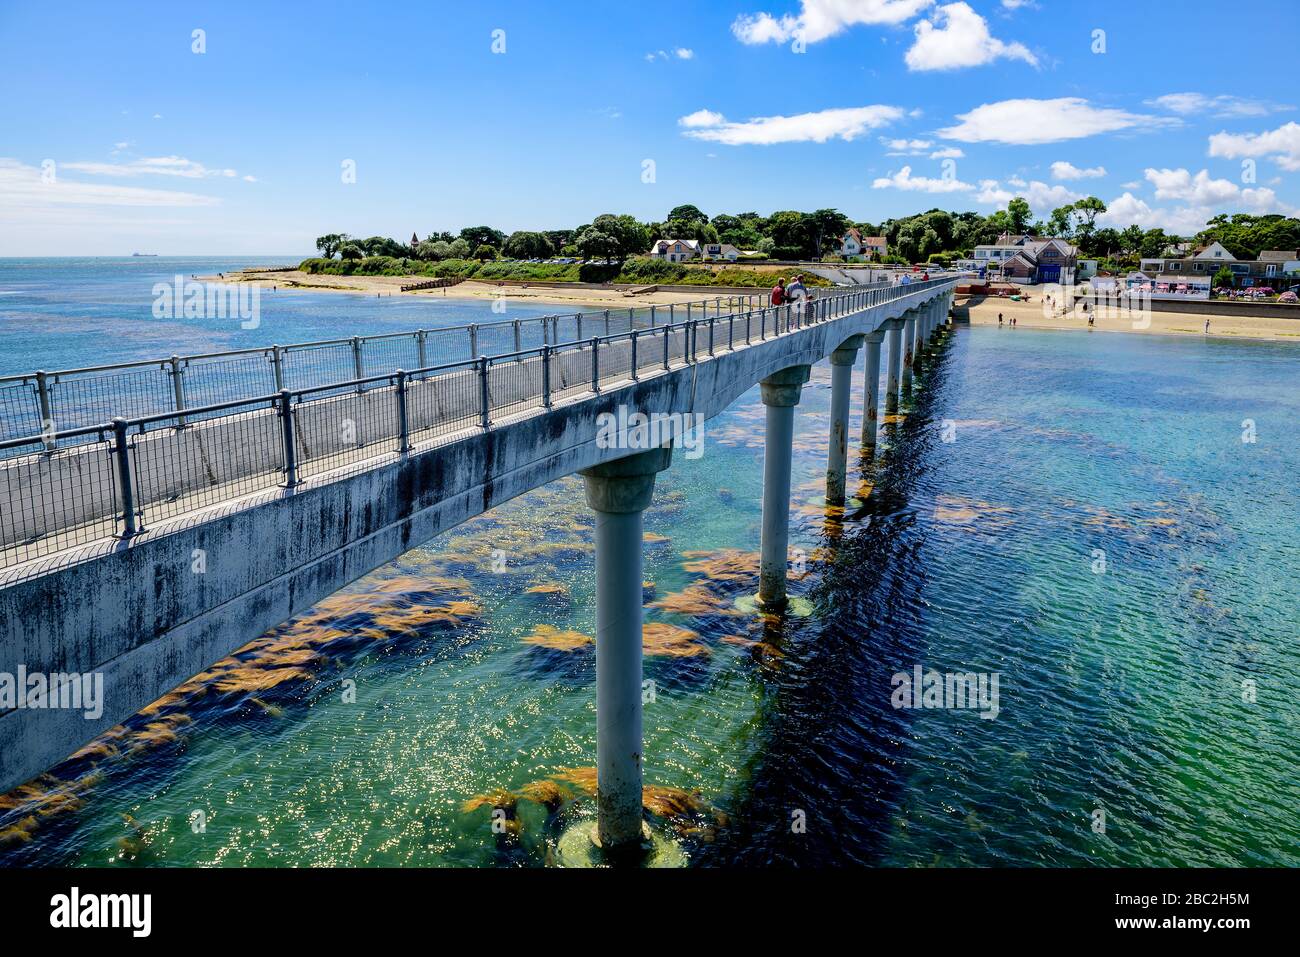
[901,311,917,394]
[759,365,812,609]
[860,330,885,455]
[826,335,863,505]
[912,307,926,372]
[579,445,673,856]
[885,318,904,414]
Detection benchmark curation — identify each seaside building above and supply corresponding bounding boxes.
[974,234,1077,284]
[647,239,741,262]
[840,228,887,260]
[1139,243,1299,289]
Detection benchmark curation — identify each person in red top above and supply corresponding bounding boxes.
[921,271,930,281]
[771,278,786,305]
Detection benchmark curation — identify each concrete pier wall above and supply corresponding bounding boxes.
[0,286,949,792]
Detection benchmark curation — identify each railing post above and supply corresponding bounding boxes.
[351,337,364,380]
[630,331,639,380]
[663,324,671,370]
[577,314,584,341]
[395,370,411,453]
[478,356,491,429]
[728,315,734,351]
[650,304,656,329]
[669,303,675,325]
[591,338,600,393]
[686,302,692,324]
[417,330,428,368]
[533,347,548,412]
[708,317,715,356]
[270,345,284,391]
[35,370,55,450]
[761,308,767,340]
[112,417,137,537]
[604,309,610,336]
[277,390,299,488]
[513,320,522,355]
[468,325,479,360]
[168,356,188,427]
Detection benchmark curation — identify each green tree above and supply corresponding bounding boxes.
[1007,198,1032,234]
[504,231,555,259]
[315,233,348,259]
[473,244,499,261]
[1212,265,1235,289]
[806,208,850,258]
[338,243,363,261]
[460,226,507,250]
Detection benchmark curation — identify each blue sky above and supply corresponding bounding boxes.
[1,0,1297,255]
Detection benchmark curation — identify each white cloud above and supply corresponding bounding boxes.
[974,177,1084,213]
[1097,193,1215,236]
[675,47,694,59]
[679,109,726,129]
[1121,180,1141,189]
[63,155,240,179]
[1144,167,1238,204]
[1208,121,1300,172]
[1051,160,1107,180]
[929,146,964,159]
[884,137,932,150]
[906,2,1036,71]
[1098,173,1294,236]
[939,97,1172,145]
[679,105,904,145]
[1147,93,1290,119]
[872,165,973,193]
[731,0,934,46]
[1001,0,1034,8]
[0,158,221,208]
[1142,167,1290,215]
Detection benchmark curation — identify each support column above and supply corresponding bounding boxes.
[579,445,673,856]
[826,335,863,505]
[860,330,885,455]
[758,365,811,609]
[885,318,904,414]
[911,307,925,373]
[901,311,917,393]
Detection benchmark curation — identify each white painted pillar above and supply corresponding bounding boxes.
[885,318,904,414]
[901,311,917,393]
[759,365,811,608]
[860,330,885,454]
[579,445,672,855]
[826,335,863,505]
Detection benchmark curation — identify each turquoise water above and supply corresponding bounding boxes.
[1,264,1297,866]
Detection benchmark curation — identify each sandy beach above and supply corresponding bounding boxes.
[961,295,1300,343]
[196,269,747,309]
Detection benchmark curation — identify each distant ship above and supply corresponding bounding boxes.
[131,252,158,257]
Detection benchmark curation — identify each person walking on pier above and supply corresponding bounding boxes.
[998,312,1004,327]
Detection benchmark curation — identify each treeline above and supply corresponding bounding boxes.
[884,201,1300,268]
[298,255,831,288]
[312,203,1300,272]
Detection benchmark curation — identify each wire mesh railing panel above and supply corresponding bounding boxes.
[597,336,635,390]
[550,341,595,404]
[280,342,355,391]
[423,326,475,365]
[48,366,175,436]
[181,354,278,415]
[130,400,285,528]
[360,334,421,377]
[0,431,120,566]
[406,364,480,441]
[0,379,40,448]
[292,385,401,480]
[486,353,544,423]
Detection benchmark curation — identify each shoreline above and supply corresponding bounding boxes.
[961,297,1300,343]
[196,270,747,309]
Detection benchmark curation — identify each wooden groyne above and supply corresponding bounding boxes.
[400,277,466,292]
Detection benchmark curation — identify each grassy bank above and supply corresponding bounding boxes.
[297,256,831,288]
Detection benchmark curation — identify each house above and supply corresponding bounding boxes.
[1141,241,1237,278]
[840,229,887,260]
[1257,250,1300,283]
[700,242,741,262]
[648,239,701,262]
[976,235,1077,283]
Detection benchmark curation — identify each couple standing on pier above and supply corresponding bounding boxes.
[770,274,809,307]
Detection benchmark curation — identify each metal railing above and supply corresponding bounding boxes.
[0,280,954,573]
[0,290,807,450]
